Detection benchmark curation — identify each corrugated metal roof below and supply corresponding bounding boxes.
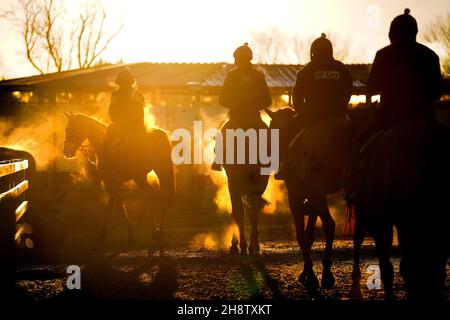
[0,62,372,93]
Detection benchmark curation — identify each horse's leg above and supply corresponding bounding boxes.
[99,195,114,245]
[228,181,246,255]
[372,223,394,300]
[349,216,365,299]
[111,189,136,245]
[315,195,336,288]
[135,177,158,254]
[305,213,318,254]
[248,193,265,256]
[299,212,320,288]
[287,188,317,288]
[233,196,247,256]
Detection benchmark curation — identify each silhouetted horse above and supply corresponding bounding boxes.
[220,116,270,256]
[267,108,351,290]
[352,116,450,300]
[63,113,174,255]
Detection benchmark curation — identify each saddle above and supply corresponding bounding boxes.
[104,125,146,171]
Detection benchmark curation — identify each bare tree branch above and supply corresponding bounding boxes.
[250,28,351,65]
[1,0,122,74]
[423,12,450,75]
[250,27,290,64]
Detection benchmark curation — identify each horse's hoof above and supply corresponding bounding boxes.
[248,243,260,256]
[240,249,248,257]
[229,246,239,256]
[305,272,320,290]
[348,282,363,300]
[298,270,307,284]
[321,269,335,289]
[239,244,248,257]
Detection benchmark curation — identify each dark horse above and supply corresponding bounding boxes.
[63,113,175,254]
[352,116,450,300]
[267,108,351,290]
[220,116,270,256]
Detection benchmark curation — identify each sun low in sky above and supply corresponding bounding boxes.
[0,0,449,78]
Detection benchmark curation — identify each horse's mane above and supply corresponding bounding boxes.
[72,113,108,129]
[72,113,171,137]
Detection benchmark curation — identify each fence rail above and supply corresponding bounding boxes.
[0,159,30,246]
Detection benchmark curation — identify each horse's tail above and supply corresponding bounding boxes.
[343,204,356,235]
[151,130,175,207]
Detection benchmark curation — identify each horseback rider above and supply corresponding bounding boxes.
[275,34,352,179]
[104,68,146,166]
[293,33,352,128]
[347,9,442,200]
[211,43,272,171]
[358,8,441,143]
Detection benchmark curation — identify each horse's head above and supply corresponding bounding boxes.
[63,112,88,159]
[265,107,296,131]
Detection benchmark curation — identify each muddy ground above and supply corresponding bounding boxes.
[13,239,449,301]
[9,183,449,302]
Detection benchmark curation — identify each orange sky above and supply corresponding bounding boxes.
[0,0,448,79]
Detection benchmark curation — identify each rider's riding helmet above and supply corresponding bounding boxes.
[310,33,333,62]
[115,68,135,87]
[233,42,253,63]
[389,8,418,44]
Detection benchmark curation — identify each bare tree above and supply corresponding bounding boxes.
[423,12,450,75]
[291,34,315,65]
[2,0,122,74]
[250,27,350,65]
[250,27,290,64]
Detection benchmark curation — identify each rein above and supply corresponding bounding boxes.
[65,135,97,166]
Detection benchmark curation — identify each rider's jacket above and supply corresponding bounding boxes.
[367,42,442,128]
[219,65,272,120]
[109,87,145,131]
[292,59,352,126]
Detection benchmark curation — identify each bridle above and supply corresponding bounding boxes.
[64,134,97,166]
